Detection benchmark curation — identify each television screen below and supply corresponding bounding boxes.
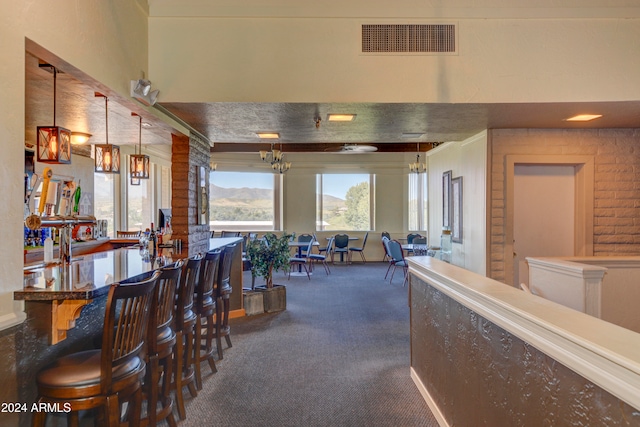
[158,208,171,230]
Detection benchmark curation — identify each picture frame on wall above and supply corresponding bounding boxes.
[452,176,463,243]
[443,170,452,229]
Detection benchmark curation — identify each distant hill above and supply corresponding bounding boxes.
[210,183,273,200]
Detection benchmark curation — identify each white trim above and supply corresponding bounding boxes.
[407,256,640,411]
[410,367,449,427]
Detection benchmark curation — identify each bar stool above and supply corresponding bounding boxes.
[214,245,235,359]
[173,255,202,420]
[141,260,183,427]
[193,249,221,390]
[33,271,160,427]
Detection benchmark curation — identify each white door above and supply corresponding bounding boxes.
[513,165,575,286]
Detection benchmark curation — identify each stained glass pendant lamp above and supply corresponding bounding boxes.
[94,92,120,173]
[37,65,71,164]
[129,112,150,180]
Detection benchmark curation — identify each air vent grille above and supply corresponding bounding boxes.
[362,24,456,53]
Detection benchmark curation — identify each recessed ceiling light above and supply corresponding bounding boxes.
[327,114,356,122]
[564,114,603,122]
[257,132,280,139]
[402,133,425,138]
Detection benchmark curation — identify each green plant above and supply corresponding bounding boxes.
[246,232,292,288]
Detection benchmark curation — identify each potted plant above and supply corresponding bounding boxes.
[245,232,292,312]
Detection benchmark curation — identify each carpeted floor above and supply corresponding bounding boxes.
[179,261,438,427]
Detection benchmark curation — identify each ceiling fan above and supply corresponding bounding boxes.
[324,144,378,154]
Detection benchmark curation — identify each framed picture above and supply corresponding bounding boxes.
[452,176,463,243]
[442,170,452,229]
[198,166,208,225]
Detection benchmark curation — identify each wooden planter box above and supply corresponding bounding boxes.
[243,290,265,316]
[256,284,287,313]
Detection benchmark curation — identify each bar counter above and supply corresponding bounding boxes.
[2,236,244,427]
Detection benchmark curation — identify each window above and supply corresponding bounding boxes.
[316,174,373,231]
[209,171,277,231]
[127,174,153,232]
[408,173,428,231]
[94,173,115,237]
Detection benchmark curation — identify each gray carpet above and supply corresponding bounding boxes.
[180,261,438,427]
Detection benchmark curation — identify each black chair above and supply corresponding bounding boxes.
[333,234,350,263]
[33,271,161,427]
[194,250,221,390]
[142,261,183,427]
[221,231,241,237]
[297,233,314,257]
[173,255,202,420]
[349,231,369,263]
[407,233,423,244]
[214,245,235,359]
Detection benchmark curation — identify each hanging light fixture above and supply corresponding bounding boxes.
[130,177,141,186]
[259,142,291,174]
[129,112,150,180]
[94,92,120,173]
[409,142,427,174]
[37,65,71,164]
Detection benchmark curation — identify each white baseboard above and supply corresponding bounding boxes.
[410,367,449,427]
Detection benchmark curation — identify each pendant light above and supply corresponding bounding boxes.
[129,112,150,180]
[94,92,120,173]
[37,65,71,164]
[409,142,426,174]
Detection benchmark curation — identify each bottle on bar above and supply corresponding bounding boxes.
[148,223,157,258]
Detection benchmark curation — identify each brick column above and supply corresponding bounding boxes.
[171,133,210,256]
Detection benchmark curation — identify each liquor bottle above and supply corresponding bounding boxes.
[148,223,157,258]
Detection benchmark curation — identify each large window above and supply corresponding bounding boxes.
[316,174,373,231]
[127,174,153,231]
[209,171,276,231]
[408,173,428,231]
[94,173,115,237]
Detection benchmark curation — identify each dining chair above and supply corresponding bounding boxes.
[381,231,391,261]
[348,231,369,263]
[221,231,241,237]
[142,261,183,427]
[297,233,313,257]
[406,233,423,244]
[194,250,221,390]
[173,255,202,420]
[382,236,394,279]
[308,236,332,275]
[387,239,409,286]
[117,230,141,238]
[33,271,161,427]
[333,234,350,264]
[289,237,314,280]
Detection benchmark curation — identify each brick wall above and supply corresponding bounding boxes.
[171,133,211,256]
[489,129,640,283]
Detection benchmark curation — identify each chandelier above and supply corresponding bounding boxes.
[409,142,426,174]
[259,143,291,174]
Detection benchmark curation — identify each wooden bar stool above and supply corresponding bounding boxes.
[32,270,160,427]
[214,245,235,359]
[141,260,183,427]
[173,255,202,420]
[194,249,221,390]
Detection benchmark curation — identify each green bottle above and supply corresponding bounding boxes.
[72,180,81,214]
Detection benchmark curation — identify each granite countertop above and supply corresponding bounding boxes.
[16,247,174,301]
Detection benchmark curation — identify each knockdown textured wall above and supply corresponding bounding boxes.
[410,274,639,426]
[489,129,640,283]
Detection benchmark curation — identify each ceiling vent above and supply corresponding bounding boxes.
[362,24,456,54]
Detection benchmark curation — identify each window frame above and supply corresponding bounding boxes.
[316,173,375,232]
